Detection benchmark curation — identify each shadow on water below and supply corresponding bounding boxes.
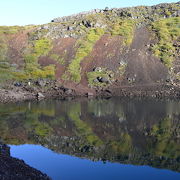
[0,97,180,178]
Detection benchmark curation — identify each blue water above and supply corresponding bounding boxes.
[10,144,180,180]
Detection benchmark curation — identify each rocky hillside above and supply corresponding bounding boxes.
[0,2,180,98]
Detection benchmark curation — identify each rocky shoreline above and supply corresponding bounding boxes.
[0,142,50,180]
[0,79,179,103]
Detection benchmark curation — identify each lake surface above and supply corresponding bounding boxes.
[0,97,180,180]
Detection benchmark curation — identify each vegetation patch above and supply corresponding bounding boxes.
[0,36,8,62]
[50,54,65,65]
[62,28,104,83]
[34,38,53,57]
[151,17,180,68]
[176,73,180,81]
[87,67,114,87]
[22,38,55,80]
[0,26,25,35]
[0,35,55,82]
[118,61,127,76]
[0,68,14,83]
[110,19,135,45]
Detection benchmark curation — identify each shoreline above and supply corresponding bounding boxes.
[0,83,179,104]
[0,142,50,180]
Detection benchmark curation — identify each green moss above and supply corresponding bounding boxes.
[11,71,29,80]
[24,38,52,66]
[151,17,180,68]
[0,68,14,83]
[27,65,55,79]
[0,26,24,35]
[34,38,52,57]
[22,38,55,80]
[0,34,54,82]
[50,54,59,61]
[0,36,9,62]
[118,62,127,76]
[164,10,172,17]
[0,64,55,82]
[50,54,65,65]
[63,28,104,83]
[110,19,135,45]
[24,54,37,64]
[176,73,180,80]
[87,68,114,87]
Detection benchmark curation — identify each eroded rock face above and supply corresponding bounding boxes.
[52,2,180,24]
[35,2,180,40]
[0,143,10,156]
[0,142,51,180]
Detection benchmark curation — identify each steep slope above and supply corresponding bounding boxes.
[0,2,180,99]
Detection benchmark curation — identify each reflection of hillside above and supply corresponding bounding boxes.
[0,98,179,172]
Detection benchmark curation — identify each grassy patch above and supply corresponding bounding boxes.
[151,17,180,68]
[63,28,104,83]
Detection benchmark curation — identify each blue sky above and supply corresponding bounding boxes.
[0,0,178,26]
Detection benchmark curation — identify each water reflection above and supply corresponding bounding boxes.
[0,98,179,172]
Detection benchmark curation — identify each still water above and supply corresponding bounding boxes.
[0,97,180,180]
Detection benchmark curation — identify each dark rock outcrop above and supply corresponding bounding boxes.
[0,142,51,180]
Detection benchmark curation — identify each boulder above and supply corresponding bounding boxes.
[67,26,73,31]
[37,92,45,100]
[82,20,92,28]
[36,79,47,87]
[104,7,109,11]
[98,77,110,83]
[0,143,10,156]
[93,79,99,83]
[63,88,73,95]
[86,92,94,96]
[14,82,22,87]
[93,67,102,72]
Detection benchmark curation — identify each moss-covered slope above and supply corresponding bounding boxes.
[0,2,179,92]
